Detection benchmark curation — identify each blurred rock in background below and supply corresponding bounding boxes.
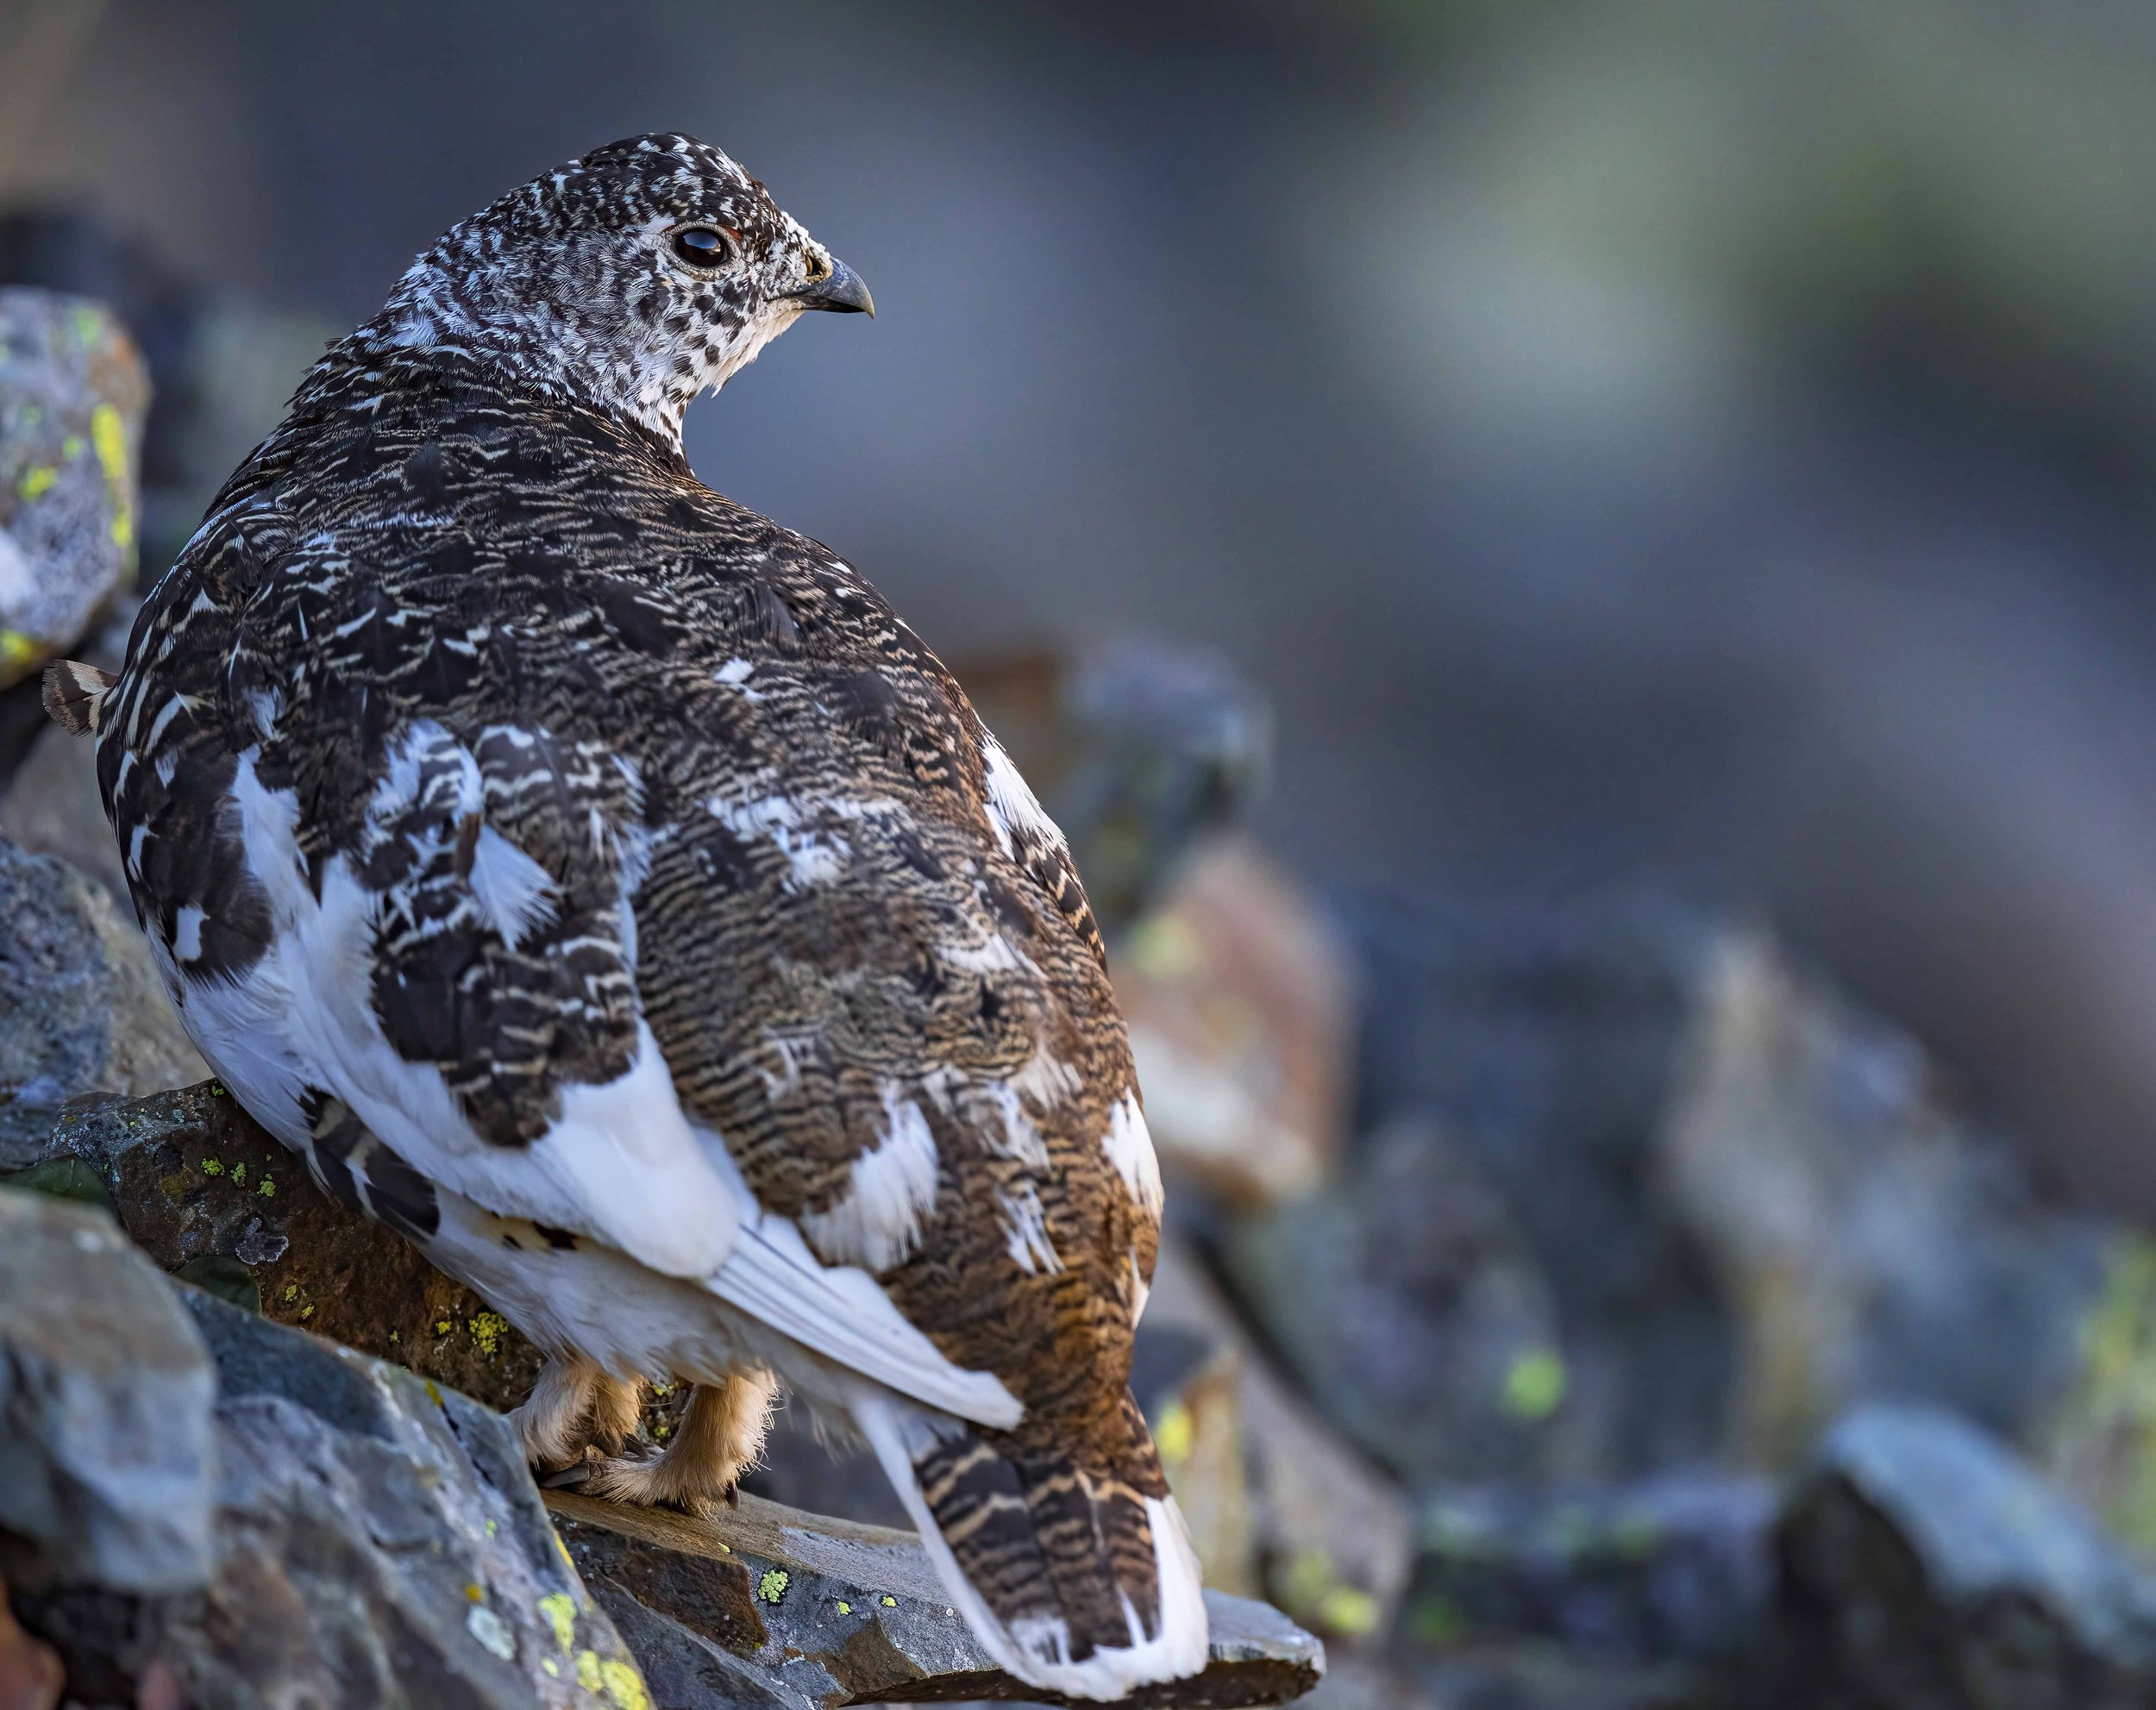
[0,285,144,784]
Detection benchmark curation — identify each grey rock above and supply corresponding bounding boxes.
[0,835,205,1106]
[1410,1471,1778,1668]
[1339,891,1736,1479]
[550,1489,1325,1708]
[0,1186,215,1595]
[1,717,124,899]
[1221,1116,1568,1487]
[1661,930,2109,1468]
[0,289,148,688]
[1775,1402,2156,1709]
[1144,1235,1412,1647]
[16,1289,649,1710]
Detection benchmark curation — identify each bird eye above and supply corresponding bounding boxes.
[670,226,731,267]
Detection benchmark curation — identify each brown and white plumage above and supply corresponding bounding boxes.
[51,134,1203,1698]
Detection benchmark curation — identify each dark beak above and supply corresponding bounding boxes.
[785,256,874,317]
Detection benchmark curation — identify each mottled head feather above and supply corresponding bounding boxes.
[325,133,854,444]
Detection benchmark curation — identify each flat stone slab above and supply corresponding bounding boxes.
[549,1489,1325,1708]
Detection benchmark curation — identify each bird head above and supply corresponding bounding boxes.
[364,133,872,444]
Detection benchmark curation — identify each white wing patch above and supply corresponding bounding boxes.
[467,826,559,949]
[204,747,743,1280]
[979,735,1061,859]
[1104,1093,1165,1218]
[798,1088,942,1272]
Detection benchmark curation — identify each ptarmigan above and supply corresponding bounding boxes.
[43,134,1206,1700]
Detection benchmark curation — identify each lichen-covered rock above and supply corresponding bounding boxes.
[6,1081,547,1411]
[1221,1116,1569,1488]
[0,289,147,688]
[1662,930,2109,1469]
[1113,839,1348,1212]
[1147,1235,1413,1648]
[1409,1471,1778,1671]
[0,836,204,1106]
[549,1489,1325,1708]
[1774,1402,2156,1708]
[16,1290,648,1710]
[0,1187,215,1597]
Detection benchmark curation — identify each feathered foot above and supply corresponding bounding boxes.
[511,1354,644,1473]
[575,1369,778,1515]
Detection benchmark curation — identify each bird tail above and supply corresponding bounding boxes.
[850,1386,1209,1701]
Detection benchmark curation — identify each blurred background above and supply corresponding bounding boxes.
[11,2,2156,1704]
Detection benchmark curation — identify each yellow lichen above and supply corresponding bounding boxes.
[423,1380,444,1406]
[542,1657,560,1678]
[298,1305,314,1321]
[464,1582,484,1603]
[880,1595,896,1608]
[835,1600,851,1615]
[435,1320,452,1336]
[598,1658,649,1710]
[1154,1400,1195,1465]
[536,1587,577,1650]
[0,632,39,674]
[89,402,133,566]
[283,1284,299,1303]
[467,1312,510,1356]
[574,1650,603,1691]
[18,465,56,500]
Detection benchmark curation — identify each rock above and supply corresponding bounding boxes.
[16,1288,648,1710]
[1220,1116,1570,1488]
[955,640,1270,942]
[1661,929,2109,1469]
[549,1488,1325,1708]
[0,290,147,690]
[0,836,205,1106]
[4,1081,548,1413]
[1773,1402,2156,1708]
[1114,838,1350,1212]
[0,1187,215,1596]
[1131,1322,1259,1598]
[1339,891,1734,1479]
[1408,1471,1777,1673]
[1,718,123,899]
[0,1580,63,1710]
[1147,1234,1413,1645]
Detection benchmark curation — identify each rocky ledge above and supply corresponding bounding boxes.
[0,1083,1324,1709]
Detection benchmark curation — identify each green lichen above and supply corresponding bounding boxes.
[200,1159,223,1178]
[18,464,56,501]
[70,304,103,346]
[1501,1348,1568,1420]
[257,1176,275,1197]
[757,1569,789,1605]
[60,433,80,459]
[1409,1595,1468,1648]
[230,1162,246,1185]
